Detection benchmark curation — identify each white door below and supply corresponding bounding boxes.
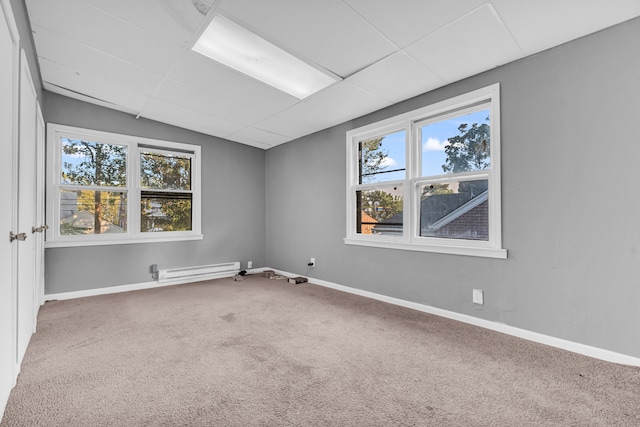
[0,0,19,411]
[16,49,38,366]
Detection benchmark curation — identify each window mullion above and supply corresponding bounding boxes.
[58,184,127,193]
[405,120,416,243]
[414,170,490,185]
[130,145,141,238]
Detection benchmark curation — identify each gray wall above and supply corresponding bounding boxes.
[265,18,640,358]
[44,92,266,293]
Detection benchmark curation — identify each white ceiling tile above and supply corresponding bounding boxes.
[26,0,84,26]
[218,0,397,77]
[305,81,392,121]
[229,127,292,147]
[344,0,487,47]
[153,79,272,126]
[405,4,524,83]
[40,60,151,112]
[222,134,275,149]
[275,102,346,131]
[25,0,640,150]
[253,116,316,140]
[82,0,213,47]
[141,99,246,138]
[347,51,447,103]
[27,1,182,73]
[169,51,300,113]
[33,26,164,95]
[276,102,352,131]
[492,0,640,56]
[43,83,142,116]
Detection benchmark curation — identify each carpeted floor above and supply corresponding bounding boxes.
[2,275,639,426]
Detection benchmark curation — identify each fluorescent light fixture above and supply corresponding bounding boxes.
[192,14,340,99]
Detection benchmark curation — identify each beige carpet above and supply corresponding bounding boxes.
[2,275,639,426]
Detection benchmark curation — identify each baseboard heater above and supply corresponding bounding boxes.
[157,261,240,283]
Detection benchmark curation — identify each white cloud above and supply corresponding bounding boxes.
[380,156,397,167]
[423,137,448,151]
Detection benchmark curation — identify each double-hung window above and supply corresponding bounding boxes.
[346,84,506,258]
[47,124,202,247]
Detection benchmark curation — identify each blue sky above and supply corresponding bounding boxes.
[61,138,128,186]
[370,109,489,182]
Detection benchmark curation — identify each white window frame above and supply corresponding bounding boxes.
[46,124,203,248]
[345,84,507,259]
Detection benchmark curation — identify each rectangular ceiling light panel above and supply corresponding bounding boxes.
[192,14,340,99]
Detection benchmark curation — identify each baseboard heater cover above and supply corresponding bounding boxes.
[157,261,240,283]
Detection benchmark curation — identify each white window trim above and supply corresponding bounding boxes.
[46,124,203,248]
[345,84,507,259]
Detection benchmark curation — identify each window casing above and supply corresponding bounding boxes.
[46,124,202,247]
[345,84,506,258]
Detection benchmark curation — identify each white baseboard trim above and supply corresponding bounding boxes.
[271,269,640,367]
[43,267,640,366]
[44,271,239,301]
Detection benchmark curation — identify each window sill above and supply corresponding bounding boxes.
[343,237,507,259]
[45,234,204,249]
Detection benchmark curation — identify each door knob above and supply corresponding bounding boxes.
[9,231,27,242]
[31,225,49,233]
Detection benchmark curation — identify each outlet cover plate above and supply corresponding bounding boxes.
[473,289,484,305]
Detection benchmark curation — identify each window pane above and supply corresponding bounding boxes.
[61,138,127,187]
[141,191,192,232]
[60,189,127,235]
[421,109,490,177]
[356,187,403,236]
[419,179,488,241]
[358,130,405,184]
[140,151,191,190]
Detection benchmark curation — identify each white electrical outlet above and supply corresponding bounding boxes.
[309,258,316,267]
[247,261,253,269]
[473,289,484,305]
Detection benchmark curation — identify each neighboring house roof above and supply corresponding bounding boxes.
[372,210,403,235]
[425,191,488,232]
[369,188,489,238]
[60,210,125,234]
